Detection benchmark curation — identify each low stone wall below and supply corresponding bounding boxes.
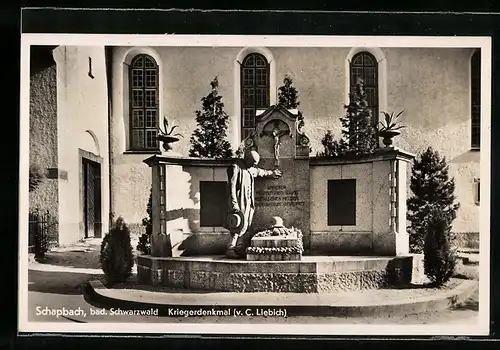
[137,255,424,293]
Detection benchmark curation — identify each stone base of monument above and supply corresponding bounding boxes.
[87,278,477,318]
[137,254,426,293]
[246,253,302,261]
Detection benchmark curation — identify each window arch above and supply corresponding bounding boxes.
[240,53,270,139]
[471,49,481,149]
[129,54,159,151]
[349,52,379,126]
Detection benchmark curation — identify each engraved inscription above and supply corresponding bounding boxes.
[255,185,305,207]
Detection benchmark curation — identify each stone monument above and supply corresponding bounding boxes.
[223,105,311,260]
[137,104,422,293]
[246,106,311,251]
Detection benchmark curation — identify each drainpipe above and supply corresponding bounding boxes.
[105,46,114,230]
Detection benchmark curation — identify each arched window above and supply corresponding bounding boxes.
[240,53,270,139]
[471,50,481,149]
[129,54,159,150]
[350,52,379,125]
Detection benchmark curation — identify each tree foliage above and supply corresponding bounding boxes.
[424,206,457,286]
[100,217,134,285]
[339,78,377,155]
[189,76,233,158]
[407,147,460,253]
[319,78,377,157]
[277,74,304,131]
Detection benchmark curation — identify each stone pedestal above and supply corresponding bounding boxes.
[136,254,424,293]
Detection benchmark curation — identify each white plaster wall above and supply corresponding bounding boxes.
[109,46,480,234]
[53,46,110,245]
[384,48,480,234]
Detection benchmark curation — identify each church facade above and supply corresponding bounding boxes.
[28,44,482,247]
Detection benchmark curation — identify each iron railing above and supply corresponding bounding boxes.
[28,209,57,258]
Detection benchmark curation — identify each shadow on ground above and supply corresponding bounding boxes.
[109,281,213,294]
[28,269,103,295]
[37,248,101,269]
[383,283,431,290]
[450,290,479,311]
[454,263,480,281]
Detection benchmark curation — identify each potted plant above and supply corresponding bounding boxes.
[157,116,183,152]
[379,110,406,147]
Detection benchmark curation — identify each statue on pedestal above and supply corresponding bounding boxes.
[225,150,282,259]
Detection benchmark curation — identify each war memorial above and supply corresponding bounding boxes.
[136,105,424,293]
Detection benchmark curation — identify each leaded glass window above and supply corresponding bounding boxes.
[129,55,159,150]
[241,53,270,140]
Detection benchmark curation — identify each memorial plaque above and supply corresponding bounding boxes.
[253,158,310,238]
[254,184,306,208]
[200,181,227,227]
[327,179,356,226]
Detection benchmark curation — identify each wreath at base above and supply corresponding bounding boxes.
[246,227,304,255]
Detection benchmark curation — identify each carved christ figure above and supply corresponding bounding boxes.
[272,128,287,162]
[262,121,289,168]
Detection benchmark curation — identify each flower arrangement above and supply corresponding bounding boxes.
[253,226,302,238]
[246,245,303,254]
[247,227,304,256]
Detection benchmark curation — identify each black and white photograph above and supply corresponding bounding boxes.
[19,32,491,336]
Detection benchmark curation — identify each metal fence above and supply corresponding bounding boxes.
[28,209,57,257]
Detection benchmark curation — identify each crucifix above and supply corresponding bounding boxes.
[261,120,291,169]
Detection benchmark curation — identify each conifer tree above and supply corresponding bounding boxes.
[318,130,348,157]
[340,78,377,155]
[100,217,134,285]
[278,74,300,109]
[423,206,457,286]
[277,74,304,131]
[189,77,233,158]
[407,147,460,253]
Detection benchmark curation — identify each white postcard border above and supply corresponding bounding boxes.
[19,34,492,336]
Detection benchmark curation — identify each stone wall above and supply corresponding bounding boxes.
[29,51,59,242]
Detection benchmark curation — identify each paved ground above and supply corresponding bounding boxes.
[25,238,481,325]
